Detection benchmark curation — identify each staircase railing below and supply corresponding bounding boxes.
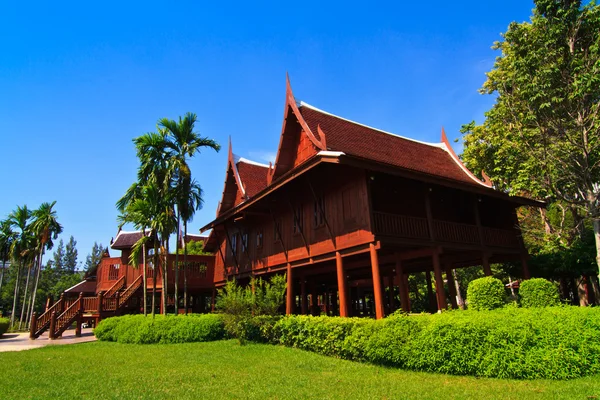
[49,293,84,339]
[29,294,65,339]
[104,275,125,298]
[118,275,143,306]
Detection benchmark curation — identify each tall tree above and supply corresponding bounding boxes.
[29,201,62,324]
[461,0,600,279]
[7,205,33,327]
[160,112,220,314]
[84,242,105,273]
[64,236,78,273]
[0,220,15,295]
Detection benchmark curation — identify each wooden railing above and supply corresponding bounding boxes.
[372,212,429,239]
[83,296,99,312]
[433,220,479,244]
[104,276,125,298]
[483,227,521,248]
[30,294,65,339]
[103,297,117,311]
[372,212,521,249]
[50,294,83,339]
[119,275,143,305]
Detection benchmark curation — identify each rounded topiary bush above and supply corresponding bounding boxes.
[0,317,9,337]
[519,278,560,308]
[467,277,506,310]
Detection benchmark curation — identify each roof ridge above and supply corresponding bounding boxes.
[299,101,446,149]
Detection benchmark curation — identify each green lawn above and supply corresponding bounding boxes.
[1,340,599,399]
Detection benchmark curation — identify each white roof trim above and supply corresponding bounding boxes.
[299,101,446,149]
[231,154,247,197]
[186,233,208,238]
[237,157,271,168]
[318,151,345,157]
[64,280,87,293]
[439,142,490,187]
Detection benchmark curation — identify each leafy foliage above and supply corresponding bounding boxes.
[0,316,9,336]
[267,307,600,380]
[519,278,561,307]
[94,314,225,344]
[466,277,507,310]
[215,275,286,343]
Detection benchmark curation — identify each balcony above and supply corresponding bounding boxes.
[372,212,521,248]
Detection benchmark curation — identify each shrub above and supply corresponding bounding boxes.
[0,317,9,337]
[269,307,600,380]
[467,277,506,310]
[94,314,225,344]
[519,278,560,307]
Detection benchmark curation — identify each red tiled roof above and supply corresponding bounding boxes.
[299,104,488,187]
[236,159,270,199]
[111,230,151,249]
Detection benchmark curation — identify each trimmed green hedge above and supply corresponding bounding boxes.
[0,317,9,337]
[467,277,506,310]
[519,278,561,307]
[94,314,225,344]
[268,307,600,380]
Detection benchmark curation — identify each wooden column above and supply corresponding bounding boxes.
[482,253,492,276]
[335,252,349,317]
[76,293,84,337]
[396,259,410,313]
[521,254,531,279]
[369,243,385,319]
[286,264,293,315]
[387,273,395,313]
[300,279,308,315]
[425,270,437,312]
[432,252,446,312]
[445,266,458,309]
[323,292,329,315]
[97,291,104,322]
[48,311,57,340]
[29,313,37,339]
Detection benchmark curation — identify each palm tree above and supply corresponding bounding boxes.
[0,220,15,295]
[180,179,204,314]
[7,205,32,327]
[160,112,220,314]
[28,201,62,323]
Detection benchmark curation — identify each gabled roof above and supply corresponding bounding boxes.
[64,279,96,294]
[298,102,492,188]
[111,230,152,250]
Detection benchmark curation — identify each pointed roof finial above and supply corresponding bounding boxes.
[441,126,448,143]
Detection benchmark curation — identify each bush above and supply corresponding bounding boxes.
[94,314,225,344]
[269,307,600,380]
[0,317,9,337]
[519,278,560,307]
[467,277,506,310]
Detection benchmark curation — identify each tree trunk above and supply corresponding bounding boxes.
[10,263,22,327]
[577,276,589,307]
[184,222,188,315]
[452,269,464,309]
[28,249,44,325]
[593,219,600,284]
[539,208,553,235]
[0,260,5,295]
[152,236,158,318]
[19,264,32,329]
[174,213,180,315]
[142,228,147,316]
[161,239,167,315]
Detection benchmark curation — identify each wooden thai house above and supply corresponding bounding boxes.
[201,78,542,319]
[30,231,215,339]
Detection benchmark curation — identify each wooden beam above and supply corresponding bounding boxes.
[286,263,293,315]
[369,243,385,319]
[425,270,436,312]
[335,252,349,317]
[482,252,492,276]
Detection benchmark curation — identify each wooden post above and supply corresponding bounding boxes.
[59,293,65,313]
[300,279,308,315]
[29,313,37,339]
[115,291,121,315]
[521,254,531,279]
[76,293,83,337]
[369,243,385,319]
[335,252,349,317]
[286,264,293,315]
[445,266,458,309]
[45,295,53,312]
[432,252,446,312]
[396,259,410,313]
[97,291,104,322]
[387,273,395,313]
[425,270,437,312]
[482,253,492,276]
[48,311,57,340]
[311,282,318,315]
[323,292,329,315]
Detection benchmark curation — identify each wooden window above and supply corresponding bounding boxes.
[273,219,281,242]
[230,233,237,256]
[108,263,120,280]
[241,232,248,253]
[293,204,304,234]
[256,230,263,248]
[313,196,325,227]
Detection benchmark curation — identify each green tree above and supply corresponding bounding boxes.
[462,0,600,279]
[7,205,34,327]
[64,236,78,273]
[84,242,105,273]
[52,240,66,272]
[0,220,15,296]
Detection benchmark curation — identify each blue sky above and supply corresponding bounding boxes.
[0,1,534,265]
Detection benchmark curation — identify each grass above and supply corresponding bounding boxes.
[1,340,599,399]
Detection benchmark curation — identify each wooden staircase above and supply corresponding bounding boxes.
[30,275,143,340]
